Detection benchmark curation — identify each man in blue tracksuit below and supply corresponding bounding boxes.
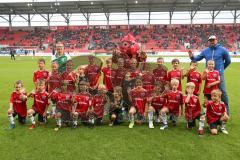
[188,35,231,114]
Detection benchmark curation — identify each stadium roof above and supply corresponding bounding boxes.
[0,0,240,15]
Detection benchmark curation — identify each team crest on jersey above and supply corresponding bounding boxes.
[42,95,46,100]
[193,98,197,103]
[66,95,70,100]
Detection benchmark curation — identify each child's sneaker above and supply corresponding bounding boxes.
[160,124,168,130]
[9,123,15,129]
[220,127,229,135]
[54,125,60,131]
[29,124,36,130]
[129,121,134,129]
[149,122,154,129]
[72,124,77,129]
[109,122,113,127]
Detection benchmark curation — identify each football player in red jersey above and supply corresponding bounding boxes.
[206,89,229,135]
[153,57,168,85]
[184,61,202,96]
[47,62,61,117]
[113,58,127,87]
[102,58,115,93]
[141,64,155,96]
[128,79,149,128]
[33,58,49,88]
[128,58,140,78]
[61,60,77,94]
[84,56,101,95]
[167,59,184,91]
[92,85,108,125]
[72,81,92,128]
[27,80,49,129]
[160,79,183,130]
[149,81,167,126]
[183,82,205,135]
[51,84,73,131]
[8,80,27,129]
[202,60,220,109]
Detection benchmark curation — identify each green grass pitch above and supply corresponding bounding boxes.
[0,56,239,160]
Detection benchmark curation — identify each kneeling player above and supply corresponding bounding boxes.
[51,84,73,131]
[27,80,49,129]
[109,86,124,126]
[72,81,92,128]
[150,82,167,127]
[8,80,27,129]
[183,82,205,135]
[128,79,148,128]
[160,79,183,130]
[92,85,108,125]
[206,89,229,135]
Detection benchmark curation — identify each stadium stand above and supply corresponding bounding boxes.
[0,24,239,53]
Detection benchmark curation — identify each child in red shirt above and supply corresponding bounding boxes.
[33,58,49,88]
[27,80,49,129]
[8,80,27,129]
[167,59,183,91]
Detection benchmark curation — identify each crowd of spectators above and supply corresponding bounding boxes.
[0,24,239,52]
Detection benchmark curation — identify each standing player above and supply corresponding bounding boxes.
[184,61,202,96]
[47,62,61,116]
[202,60,220,108]
[102,58,115,93]
[141,64,155,95]
[113,58,127,87]
[183,82,205,135]
[61,60,77,94]
[167,59,183,91]
[72,81,92,128]
[7,80,27,129]
[128,79,149,128]
[33,58,49,88]
[51,42,71,73]
[27,80,49,129]
[84,56,101,95]
[160,79,183,130]
[153,57,168,85]
[128,58,140,78]
[206,89,229,135]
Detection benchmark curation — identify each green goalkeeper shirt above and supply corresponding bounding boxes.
[51,53,71,73]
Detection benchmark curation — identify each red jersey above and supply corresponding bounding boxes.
[130,88,148,115]
[187,70,202,95]
[128,68,140,78]
[48,71,61,93]
[61,71,77,93]
[51,92,73,112]
[167,69,182,91]
[113,67,127,87]
[203,70,220,94]
[153,68,168,83]
[74,93,92,113]
[33,70,49,83]
[31,91,49,116]
[85,64,100,87]
[164,90,183,115]
[206,101,226,124]
[151,95,166,111]
[9,91,27,117]
[102,67,115,91]
[183,95,201,121]
[92,94,106,118]
[142,72,155,94]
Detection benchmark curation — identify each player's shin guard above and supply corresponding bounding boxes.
[29,114,36,125]
[8,114,14,124]
[161,112,167,125]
